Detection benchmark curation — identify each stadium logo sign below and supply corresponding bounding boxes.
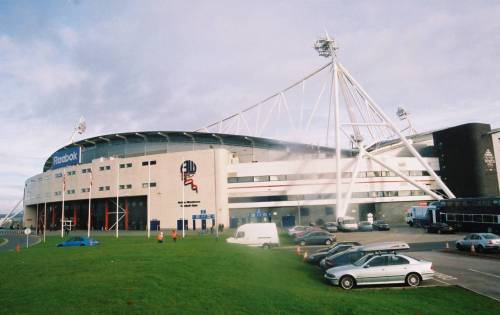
[483,149,495,172]
[52,147,81,170]
[180,160,198,193]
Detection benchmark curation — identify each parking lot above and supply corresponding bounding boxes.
[291,225,500,301]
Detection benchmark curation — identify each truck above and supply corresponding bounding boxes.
[406,203,437,227]
[226,223,280,248]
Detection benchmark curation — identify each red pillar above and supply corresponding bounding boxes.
[73,206,77,227]
[125,198,129,231]
[105,200,109,231]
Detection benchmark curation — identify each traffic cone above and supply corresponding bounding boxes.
[296,246,301,256]
[15,244,20,252]
[470,245,475,254]
[303,251,308,261]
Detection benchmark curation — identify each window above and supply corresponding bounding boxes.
[388,256,409,265]
[54,191,62,196]
[126,184,132,189]
[120,164,126,168]
[119,185,125,189]
[81,188,90,193]
[367,256,387,267]
[254,176,270,182]
[99,187,104,191]
[300,208,310,217]
[127,163,132,168]
[325,207,333,215]
[82,168,91,174]
[142,160,156,166]
[236,231,245,238]
[55,173,63,178]
[150,160,156,165]
[150,182,156,187]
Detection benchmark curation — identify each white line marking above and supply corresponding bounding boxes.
[468,269,500,279]
[434,272,457,281]
[432,278,452,286]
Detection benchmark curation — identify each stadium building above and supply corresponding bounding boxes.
[22,123,499,231]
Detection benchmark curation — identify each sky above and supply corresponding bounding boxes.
[1,0,499,213]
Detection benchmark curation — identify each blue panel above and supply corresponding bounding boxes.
[52,147,81,169]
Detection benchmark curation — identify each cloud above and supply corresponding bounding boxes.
[0,1,500,212]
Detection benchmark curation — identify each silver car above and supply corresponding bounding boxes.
[324,253,434,290]
[455,233,500,252]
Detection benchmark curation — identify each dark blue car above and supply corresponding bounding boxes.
[57,236,99,247]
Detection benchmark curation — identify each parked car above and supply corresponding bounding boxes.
[57,237,99,247]
[358,221,373,232]
[427,222,454,234]
[372,220,390,231]
[227,223,280,248]
[324,222,338,233]
[293,226,323,238]
[294,230,336,246]
[324,253,434,289]
[338,217,359,232]
[455,233,500,252]
[320,241,410,270]
[306,242,361,265]
[287,226,309,236]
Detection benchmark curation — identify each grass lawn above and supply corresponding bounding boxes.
[0,235,498,315]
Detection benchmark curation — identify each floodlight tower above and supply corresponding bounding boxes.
[314,32,342,219]
[397,106,417,135]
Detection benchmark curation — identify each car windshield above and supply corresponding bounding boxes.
[343,219,356,224]
[375,220,385,224]
[353,254,374,266]
[482,233,499,239]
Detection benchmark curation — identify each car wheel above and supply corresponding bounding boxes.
[477,245,484,253]
[300,241,306,246]
[406,273,421,287]
[263,244,270,249]
[456,243,462,250]
[340,276,355,290]
[325,239,332,245]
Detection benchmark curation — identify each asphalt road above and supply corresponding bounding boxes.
[294,226,500,301]
[0,234,40,252]
[409,250,500,301]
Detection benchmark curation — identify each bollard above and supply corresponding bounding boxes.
[470,245,475,254]
[296,246,301,256]
[15,244,21,252]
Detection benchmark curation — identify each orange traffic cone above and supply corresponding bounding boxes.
[15,244,20,252]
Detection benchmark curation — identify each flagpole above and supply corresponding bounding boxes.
[36,203,39,235]
[88,168,92,238]
[61,169,65,238]
[182,158,185,239]
[116,161,120,239]
[147,160,151,238]
[43,202,47,243]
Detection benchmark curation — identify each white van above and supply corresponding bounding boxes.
[226,223,280,248]
[337,216,359,232]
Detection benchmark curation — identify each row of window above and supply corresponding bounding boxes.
[53,183,158,195]
[445,213,500,224]
[228,190,427,204]
[227,170,431,184]
[52,160,158,178]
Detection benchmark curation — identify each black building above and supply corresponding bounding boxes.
[433,123,499,197]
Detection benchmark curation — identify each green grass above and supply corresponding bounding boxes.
[0,235,498,315]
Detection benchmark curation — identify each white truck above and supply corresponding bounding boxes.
[406,204,437,227]
[226,223,280,248]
